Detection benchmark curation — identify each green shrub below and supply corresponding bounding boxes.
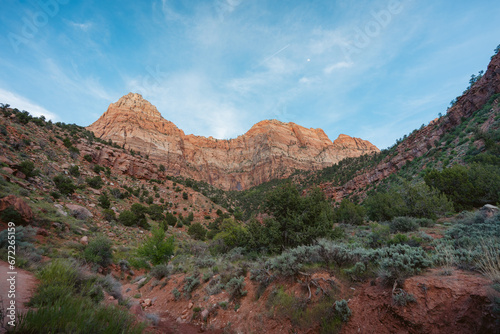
[150,264,170,280]
[183,275,200,294]
[225,276,247,300]
[68,165,80,177]
[84,236,113,267]
[19,160,38,178]
[334,300,351,322]
[86,176,104,189]
[83,154,92,162]
[392,291,416,306]
[53,174,76,195]
[188,222,207,241]
[98,192,110,209]
[172,288,181,300]
[389,217,420,233]
[103,209,116,222]
[0,207,24,225]
[334,199,365,225]
[377,244,432,285]
[137,227,175,265]
[118,210,136,226]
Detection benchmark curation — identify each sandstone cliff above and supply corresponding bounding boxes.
[87,93,379,190]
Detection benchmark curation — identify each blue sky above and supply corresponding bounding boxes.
[0,0,499,149]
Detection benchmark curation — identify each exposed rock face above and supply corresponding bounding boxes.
[324,52,500,201]
[0,195,33,223]
[87,93,379,190]
[343,269,498,334]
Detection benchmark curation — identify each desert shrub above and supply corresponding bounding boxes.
[172,288,181,300]
[183,275,201,294]
[86,176,104,189]
[182,192,188,200]
[225,276,247,300]
[334,300,351,322]
[0,226,36,250]
[83,154,92,162]
[366,223,391,248]
[188,222,207,240]
[389,217,420,233]
[377,244,432,285]
[150,264,170,280]
[84,235,113,267]
[392,291,416,306]
[53,174,76,195]
[137,227,175,265]
[147,204,164,221]
[195,257,216,268]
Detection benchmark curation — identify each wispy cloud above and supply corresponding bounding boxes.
[0,88,58,120]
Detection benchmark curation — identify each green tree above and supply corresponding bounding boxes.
[187,222,207,240]
[264,183,334,250]
[137,227,175,265]
[334,199,365,225]
[98,192,110,209]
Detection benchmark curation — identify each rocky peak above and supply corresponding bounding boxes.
[106,92,162,120]
[87,94,379,190]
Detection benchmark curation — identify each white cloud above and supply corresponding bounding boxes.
[324,61,353,74]
[0,88,58,120]
[66,20,93,32]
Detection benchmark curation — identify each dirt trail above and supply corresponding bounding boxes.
[0,260,38,330]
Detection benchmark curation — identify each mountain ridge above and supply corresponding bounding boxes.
[87,93,379,190]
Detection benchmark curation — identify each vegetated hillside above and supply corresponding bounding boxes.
[87,93,379,191]
[1,47,499,334]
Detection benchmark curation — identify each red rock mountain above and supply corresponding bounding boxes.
[87,93,379,190]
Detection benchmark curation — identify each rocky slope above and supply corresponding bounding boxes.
[323,51,500,201]
[87,94,378,190]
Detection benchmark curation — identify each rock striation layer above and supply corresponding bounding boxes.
[87,93,379,190]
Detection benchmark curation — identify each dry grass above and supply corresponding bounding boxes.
[477,239,500,283]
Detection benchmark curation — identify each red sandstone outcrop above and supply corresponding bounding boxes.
[87,93,379,190]
[0,195,33,223]
[343,269,498,334]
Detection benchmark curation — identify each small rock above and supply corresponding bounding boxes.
[89,203,96,208]
[108,296,115,300]
[126,288,131,293]
[144,298,152,307]
[201,309,209,320]
[176,317,182,323]
[188,302,193,309]
[136,277,146,285]
[80,236,89,245]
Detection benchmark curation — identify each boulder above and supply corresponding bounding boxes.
[0,195,33,223]
[480,204,499,218]
[65,204,93,220]
[80,236,89,245]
